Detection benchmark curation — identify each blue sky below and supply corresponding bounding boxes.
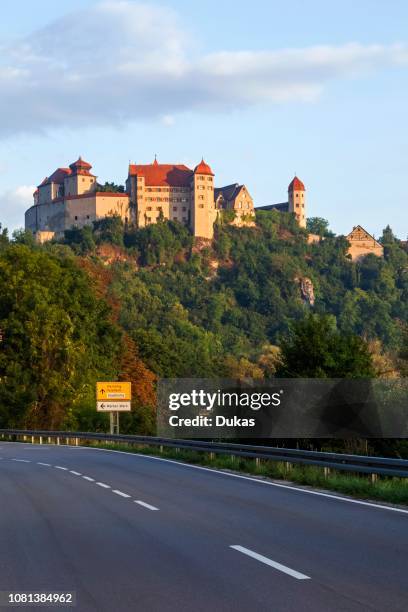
[0,0,407,238]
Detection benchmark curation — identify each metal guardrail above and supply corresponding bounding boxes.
[1,429,408,478]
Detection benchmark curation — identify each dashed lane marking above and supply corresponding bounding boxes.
[230,545,310,580]
[4,458,158,514]
[112,490,131,498]
[134,500,159,511]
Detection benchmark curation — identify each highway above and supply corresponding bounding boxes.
[0,442,407,611]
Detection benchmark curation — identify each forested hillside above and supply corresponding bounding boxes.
[0,211,407,435]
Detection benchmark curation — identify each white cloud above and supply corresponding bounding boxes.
[0,1,407,138]
[0,185,35,231]
[161,114,175,126]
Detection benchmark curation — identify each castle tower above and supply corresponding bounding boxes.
[191,159,217,239]
[288,176,306,228]
[64,157,97,197]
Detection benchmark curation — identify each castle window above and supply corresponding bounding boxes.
[173,217,177,221]
[86,215,90,219]
[173,206,177,211]
[74,216,78,220]
[147,206,152,211]
[182,206,187,211]
[198,204,204,208]
[146,216,151,222]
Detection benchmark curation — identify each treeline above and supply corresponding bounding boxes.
[0,212,407,446]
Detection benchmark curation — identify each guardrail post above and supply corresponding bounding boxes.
[160,445,163,453]
[210,452,215,461]
[324,467,330,479]
[255,457,260,467]
[75,437,79,446]
[285,461,291,473]
[371,473,378,483]
[39,436,43,445]
[31,435,34,444]
[56,437,60,445]
[48,436,51,444]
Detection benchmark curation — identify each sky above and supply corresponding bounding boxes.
[0,0,407,238]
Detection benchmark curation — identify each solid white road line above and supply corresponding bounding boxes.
[96,482,110,489]
[82,476,95,482]
[12,458,30,463]
[7,442,407,516]
[73,447,408,516]
[37,462,51,466]
[54,466,68,470]
[70,470,82,476]
[230,545,310,580]
[112,490,131,498]
[134,500,159,511]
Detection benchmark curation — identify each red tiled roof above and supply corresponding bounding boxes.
[48,168,71,183]
[288,176,305,191]
[69,157,94,176]
[37,168,71,188]
[128,162,193,187]
[194,158,214,176]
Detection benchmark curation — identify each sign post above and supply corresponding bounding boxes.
[96,382,132,434]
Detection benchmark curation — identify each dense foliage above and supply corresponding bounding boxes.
[1,212,407,436]
[0,243,120,428]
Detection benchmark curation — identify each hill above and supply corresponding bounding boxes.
[0,211,407,438]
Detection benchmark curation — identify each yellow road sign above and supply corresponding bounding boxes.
[97,382,131,401]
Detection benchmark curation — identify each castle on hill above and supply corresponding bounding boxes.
[24,156,383,261]
[25,156,307,242]
[25,156,260,242]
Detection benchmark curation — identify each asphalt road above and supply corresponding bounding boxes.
[0,442,407,612]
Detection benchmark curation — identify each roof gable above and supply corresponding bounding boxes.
[214,183,242,201]
[347,225,381,246]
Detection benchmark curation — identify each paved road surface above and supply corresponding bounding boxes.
[0,441,407,611]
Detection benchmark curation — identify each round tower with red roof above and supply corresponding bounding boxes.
[288,175,306,228]
[192,159,217,239]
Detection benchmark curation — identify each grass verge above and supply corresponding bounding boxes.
[86,441,408,506]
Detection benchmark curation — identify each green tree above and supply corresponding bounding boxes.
[96,181,125,193]
[64,225,96,254]
[93,216,124,246]
[0,244,120,428]
[276,314,375,378]
[306,217,334,237]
